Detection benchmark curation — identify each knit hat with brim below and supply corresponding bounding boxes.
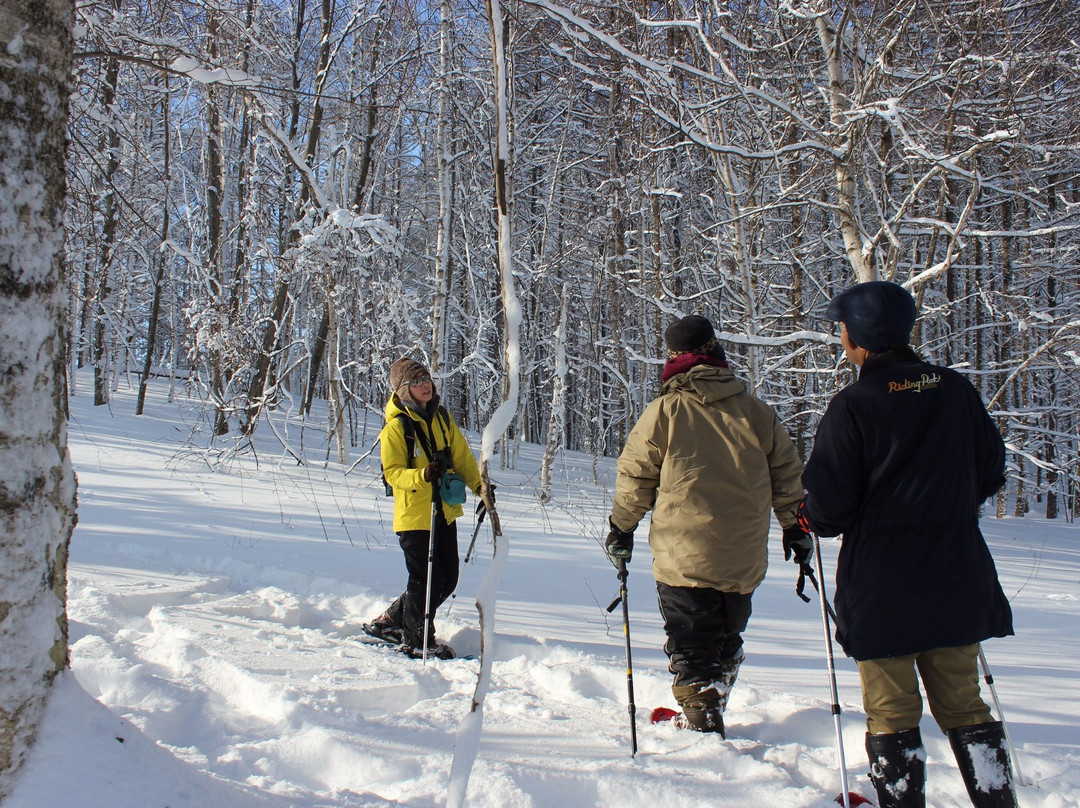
[389,358,430,401]
[826,281,916,352]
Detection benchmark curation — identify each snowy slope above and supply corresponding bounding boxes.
[6,374,1079,808]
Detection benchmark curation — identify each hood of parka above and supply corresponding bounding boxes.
[661,363,746,405]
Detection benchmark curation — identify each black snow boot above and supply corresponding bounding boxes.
[947,721,1018,808]
[363,596,405,644]
[865,727,926,808]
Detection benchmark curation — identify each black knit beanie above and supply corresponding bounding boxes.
[664,315,725,358]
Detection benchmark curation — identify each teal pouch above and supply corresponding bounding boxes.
[440,472,467,506]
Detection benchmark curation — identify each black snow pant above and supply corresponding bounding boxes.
[397,509,459,648]
[657,582,753,686]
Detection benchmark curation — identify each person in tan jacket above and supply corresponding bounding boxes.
[606,315,809,735]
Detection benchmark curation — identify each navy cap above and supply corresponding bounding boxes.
[826,281,917,352]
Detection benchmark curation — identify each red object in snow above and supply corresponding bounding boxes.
[835,793,873,806]
[649,706,680,723]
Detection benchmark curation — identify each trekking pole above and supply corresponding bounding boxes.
[446,508,486,616]
[422,479,441,665]
[464,507,487,565]
[606,560,638,757]
[978,647,1026,788]
[812,533,852,808]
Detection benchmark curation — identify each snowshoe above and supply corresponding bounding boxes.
[400,642,456,661]
[835,795,873,806]
[361,620,404,645]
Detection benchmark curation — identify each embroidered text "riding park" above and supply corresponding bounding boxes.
[888,373,942,394]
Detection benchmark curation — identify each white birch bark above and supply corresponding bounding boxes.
[326,292,348,464]
[448,0,520,802]
[430,0,455,375]
[816,13,873,282]
[0,0,77,795]
[539,287,569,504]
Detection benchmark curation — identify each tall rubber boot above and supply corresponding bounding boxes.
[947,721,1018,808]
[865,727,926,808]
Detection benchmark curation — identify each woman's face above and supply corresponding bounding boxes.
[407,373,434,404]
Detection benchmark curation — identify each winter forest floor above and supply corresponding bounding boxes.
[6,373,1080,807]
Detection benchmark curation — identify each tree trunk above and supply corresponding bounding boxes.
[245,0,333,435]
[816,12,872,283]
[539,287,569,504]
[0,0,77,796]
[302,308,330,417]
[326,297,348,464]
[137,76,171,417]
[431,0,455,376]
[92,0,123,406]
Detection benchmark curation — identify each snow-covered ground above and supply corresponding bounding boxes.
[7,374,1079,807]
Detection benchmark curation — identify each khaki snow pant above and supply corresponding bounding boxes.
[858,643,993,735]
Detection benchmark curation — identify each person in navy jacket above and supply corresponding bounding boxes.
[801,282,1016,808]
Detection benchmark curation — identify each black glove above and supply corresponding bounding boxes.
[476,485,496,515]
[605,519,635,564]
[423,459,446,482]
[782,523,814,565]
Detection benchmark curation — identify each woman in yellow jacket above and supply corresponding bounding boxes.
[364,358,482,659]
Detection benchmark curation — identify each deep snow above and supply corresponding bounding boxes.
[6,374,1079,807]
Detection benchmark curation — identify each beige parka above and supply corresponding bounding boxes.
[610,364,804,594]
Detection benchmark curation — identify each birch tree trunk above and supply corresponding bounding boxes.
[448,0,519,801]
[325,285,347,465]
[0,0,77,796]
[430,0,455,375]
[816,11,872,283]
[539,287,569,504]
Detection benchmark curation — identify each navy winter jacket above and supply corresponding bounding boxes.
[802,348,1013,660]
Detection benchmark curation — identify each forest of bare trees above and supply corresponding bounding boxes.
[67,0,1080,518]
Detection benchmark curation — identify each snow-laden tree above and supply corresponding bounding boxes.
[0,0,77,796]
[63,0,1080,515]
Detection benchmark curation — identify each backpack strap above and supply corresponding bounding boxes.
[422,405,452,461]
[435,405,450,443]
[399,405,451,468]
[381,414,417,497]
[413,417,436,463]
[395,413,416,466]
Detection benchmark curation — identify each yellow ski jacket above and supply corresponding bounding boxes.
[380,394,482,532]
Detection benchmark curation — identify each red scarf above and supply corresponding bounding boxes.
[661,353,729,384]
